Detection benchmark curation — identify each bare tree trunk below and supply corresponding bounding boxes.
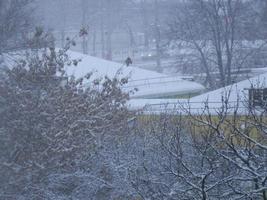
[126,22,135,58]
[154,0,161,72]
[100,1,105,59]
[92,30,97,56]
[59,0,66,48]
[168,0,246,88]
[197,44,214,88]
[106,0,113,60]
[81,0,88,54]
[60,30,65,48]
[82,36,88,55]
[225,1,235,85]
[141,0,149,50]
[216,48,225,87]
[106,30,112,60]
[101,19,105,58]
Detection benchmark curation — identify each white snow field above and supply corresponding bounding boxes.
[138,73,267,115]
[0,50,205,100]
[65,51,205,99]
[186,73,267,114]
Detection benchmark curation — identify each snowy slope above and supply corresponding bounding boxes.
[191,73,267,103]
[125,76,204,98]
[128,98,185,110]
[134,73,267,115]
[66,51,205,99]
[65,51,165,81]
[1,50,205,99]
[185,73,267,114]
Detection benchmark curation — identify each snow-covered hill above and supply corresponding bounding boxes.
[135,73,267,115]
[66,51,205,99]
[1,50,205,100]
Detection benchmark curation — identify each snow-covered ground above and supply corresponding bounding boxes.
[66,51,164,81]
[1,50,205,99]
[128,98,186,110]
[133,73,267,115]
[66,51,205,99]
[185,73,267,114]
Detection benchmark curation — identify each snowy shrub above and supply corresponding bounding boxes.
[0,41,134,199]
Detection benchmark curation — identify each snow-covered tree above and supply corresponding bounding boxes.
[0,0,34,54]
[182,99,267,199]
[130,114,235,200]
[131,94,267,199]
[0,32,134,199]
[168,0,267,88]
